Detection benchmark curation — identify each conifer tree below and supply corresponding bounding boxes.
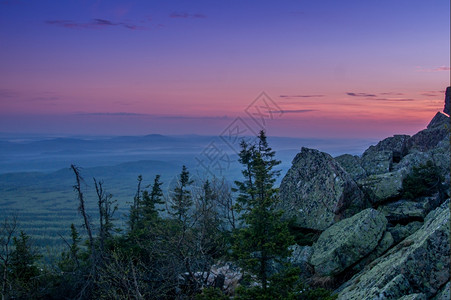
[140,174,164,228]
[170,165,194,225]
[232,130,294,296]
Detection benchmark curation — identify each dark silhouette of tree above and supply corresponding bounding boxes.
[232,130,295,297]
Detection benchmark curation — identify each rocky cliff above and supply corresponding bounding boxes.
[280,87,450,299]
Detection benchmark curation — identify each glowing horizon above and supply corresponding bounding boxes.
[0,0,449,139]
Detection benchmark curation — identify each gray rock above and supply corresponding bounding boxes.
[444,86,450,115]
[207,262,243,294]
[430,135,451,185]
[387,221,423,244]
[407,113,449,152]
[358,170,405,204]
[288,244,313,280]
[310,208,387,276]
[378,274,413,299]
[377,194,441,223]
[398,293,427,300]
[394,150,433,172]
[361,135,410,175]
[335,154,367,181]
[428,112,450,129]
[337,202,450,299]
[351,231,393,273]
[289,244,312,266]
[433,281,450,300]
[361,149,393,175]
[279,147,367,231]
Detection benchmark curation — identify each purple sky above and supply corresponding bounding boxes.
[0,0,449,138]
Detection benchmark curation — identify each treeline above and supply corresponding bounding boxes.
[0,131,336,300]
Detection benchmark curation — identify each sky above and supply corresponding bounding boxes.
[0,0,449,139]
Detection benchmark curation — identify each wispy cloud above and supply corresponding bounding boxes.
[346,92,376,97]
[380,92,405,96]
[75,112,148,116]
[73,112,231,120]
[373,98,414,102]
[169,12,207,19]
[0,88,18,98]
[415,66,451,72]
[25,96,59,103]
[433,66,451,71]
[268,109,317,114]
[420,91,443,97]
[45,18,145,30]
[279,94,324,99]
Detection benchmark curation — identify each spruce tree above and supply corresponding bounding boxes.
[232,130,295,297]
[170,165,194,225]
[141,174,164,228]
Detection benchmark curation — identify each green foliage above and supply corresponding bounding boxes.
[170,165,194,223]
[0,150,341,299]
[236,266,302,300]
[58,223,81,272]
[10,231,41,282]
[128,174,164,240]
[298,286,338,300]
[8,231,42,298]
[195,287,230,300]
[402,160,444,200]
[288,223,320,246]
[232,131,295,294]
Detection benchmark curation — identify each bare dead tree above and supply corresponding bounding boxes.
[71,165,94,250]
[94,178,117,262]
[213,178,236,231]
[71,164,98,300]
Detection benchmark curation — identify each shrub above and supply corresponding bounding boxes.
[402,161,443,200]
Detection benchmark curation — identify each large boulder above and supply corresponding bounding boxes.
[335,154,367,181]
[387,221,422,244]
[361,150,393,175]
[310,208,387,276]
[429,135,451,187]
[394,150,432,173]
[361,135,410,175]
[398,294,427,300]
[351,230,393,273]
[358,170,405,204]
[337,200,450,299]
[433,281,450,300]
[428,111,450,129]
[377,194,441,223]
[279,147,367,231]
[288,244,314,280]
[443,86,450,115]
[407,113,449,152]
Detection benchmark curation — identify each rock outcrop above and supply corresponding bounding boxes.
[337,201,450,299]
[360,134,410,175]
[433,281,450,300]
[310,208,387,276]
[377,193,441,223]
[335,154,367,181]
[288,245,314,280]
[279,148,367,231]
[444,86,450,115]
[407,112,449,152]
[358,170,405,204]
[274,87,450,299]
[387,221,422,244]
